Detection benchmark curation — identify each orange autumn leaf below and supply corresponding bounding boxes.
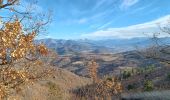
[0,20,48,64]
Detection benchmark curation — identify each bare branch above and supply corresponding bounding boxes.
[0,0,18,9]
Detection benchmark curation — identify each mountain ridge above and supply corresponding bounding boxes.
[36,37,170,55]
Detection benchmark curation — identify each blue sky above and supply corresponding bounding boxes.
[19,0,170,39]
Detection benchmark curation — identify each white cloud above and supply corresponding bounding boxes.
[63,18,88,25]
[64,10,111,25]
[120,0,139,10]
[81,15,170,39]
[78,18,88,24]
[99,1,152,29]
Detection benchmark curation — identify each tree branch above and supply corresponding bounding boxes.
[0,0,18,9]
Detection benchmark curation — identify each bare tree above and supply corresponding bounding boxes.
[142,22,170,64]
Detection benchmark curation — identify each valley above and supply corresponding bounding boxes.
[38,38,170,99]
[52,51,162,77]
[1,0,170,99]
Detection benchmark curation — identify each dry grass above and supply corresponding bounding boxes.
[0,59,91,100]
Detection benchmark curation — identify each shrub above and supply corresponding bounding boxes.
[166,73,170,81]
[144,80,154,91]
[122,71,131,79]
[47,81,64,100]
[127,84,137,90]
[72,77,122,100]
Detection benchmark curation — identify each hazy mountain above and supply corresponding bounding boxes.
[36,38,114,55]
[36,37,170,55]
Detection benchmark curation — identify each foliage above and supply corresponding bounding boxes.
[73,75,122,99]
[47,81,64,100]
[0,60,55,99]
[122,71,131,79]
[144,80,154,91]
[167,72,170,81]
[121,65,156,79]
[127,84,137,90]
[0,0,51,99]
[0,20,48,65]
[88,60,99,83]
[73,60,122,99]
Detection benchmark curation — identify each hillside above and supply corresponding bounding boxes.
[51,50,162,77]
[0,59,91,100]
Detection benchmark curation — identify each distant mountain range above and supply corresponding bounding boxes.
[35,38,170,80]
[36,37,170,55]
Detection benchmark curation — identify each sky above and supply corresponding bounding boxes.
[17,0,170,39]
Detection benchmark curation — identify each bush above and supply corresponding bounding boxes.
[72,77,122,99]
[127,84,137,90]
[122,71,131,79]
[167,73,170,81]
[144,80,154,91]
[46,81,64,100]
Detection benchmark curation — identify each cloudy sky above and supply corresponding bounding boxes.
[26,0,170,39]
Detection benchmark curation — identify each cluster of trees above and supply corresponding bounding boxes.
[121,65,156,80]
[122,66,156,91]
